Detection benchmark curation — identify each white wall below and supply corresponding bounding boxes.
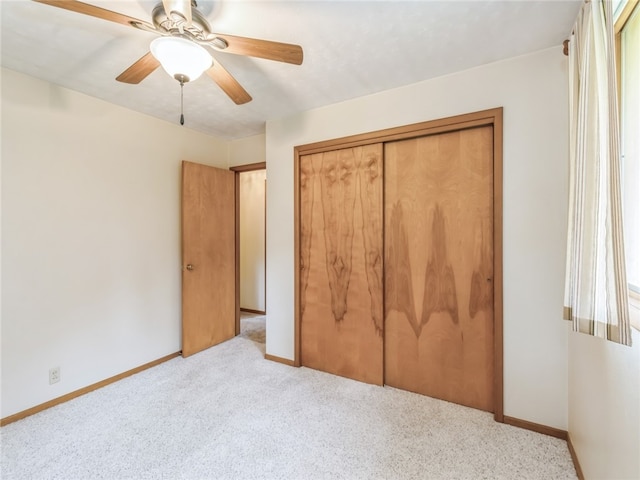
[1,68,230,418]
[569,328,640,479]
[265,47,570,429]
[239,170,266,312]
[229,134,266,167]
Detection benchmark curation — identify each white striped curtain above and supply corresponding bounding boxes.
[564,0,632,346]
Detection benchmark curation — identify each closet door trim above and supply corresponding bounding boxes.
[293,107,504,421]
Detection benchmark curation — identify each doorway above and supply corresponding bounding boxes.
[231,162,267,337]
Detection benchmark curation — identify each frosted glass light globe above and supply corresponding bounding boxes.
[150,37,212,82]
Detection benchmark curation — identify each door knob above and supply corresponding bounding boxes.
[186,264,194,271]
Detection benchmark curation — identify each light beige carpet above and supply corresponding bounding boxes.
[1,315,577,479]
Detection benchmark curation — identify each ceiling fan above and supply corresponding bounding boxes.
[32,0,304,108]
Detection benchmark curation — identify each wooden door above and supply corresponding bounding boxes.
[182,161,236,357]
[384,126,494,411]
[299,144,384,385]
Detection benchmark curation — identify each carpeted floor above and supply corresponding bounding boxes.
[1,314,577,479]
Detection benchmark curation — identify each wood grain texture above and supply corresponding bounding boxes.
[294,153,302,366]
[295,109,503,156]
[320,148,357,322]
[230,162,267,172]
[300,144,383,385]
[182,161,236,357]
[234,171,241,335]
[116,52,160,84]
[299,153,315,319]
[33,0,145,27]
[358,149,384,334]
[492,109,504,421]
[206,61,252,105]
[385,202,420,336]
[503,416,568,440]
[384,126,494,412]
[264,353,297,367]
[240,308,266,315]
[422,203,460,326]
[212,34,303,65]
[294,108,503,416]
[567,433,585,480]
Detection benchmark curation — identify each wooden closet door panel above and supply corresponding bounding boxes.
[300,144,383,385]
[384,126,494,411]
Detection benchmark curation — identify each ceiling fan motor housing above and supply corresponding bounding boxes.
[151,2,229,49]
[152,2,215,43]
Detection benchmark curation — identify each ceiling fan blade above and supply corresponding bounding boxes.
[32,0,146,28]
[116,52,160,84]
[206,61,252,105]
[211,34,303,65]
[162,0,192,24]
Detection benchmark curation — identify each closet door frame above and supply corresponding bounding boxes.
[293,107,504,422]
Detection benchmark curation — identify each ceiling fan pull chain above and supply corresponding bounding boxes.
[180,80,185,126]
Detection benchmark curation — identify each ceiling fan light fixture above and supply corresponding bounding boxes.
[150,36,211,82]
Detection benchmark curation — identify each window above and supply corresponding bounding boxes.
[616,0,640,329]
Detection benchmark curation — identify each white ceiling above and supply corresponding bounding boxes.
[1,0,581,139]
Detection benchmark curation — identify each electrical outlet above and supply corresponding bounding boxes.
[49,367,60,385]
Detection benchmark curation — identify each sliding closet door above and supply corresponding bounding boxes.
[300,144,383,385]
[384,126,494,411]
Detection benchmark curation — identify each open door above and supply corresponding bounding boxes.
[182,161,236,357]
